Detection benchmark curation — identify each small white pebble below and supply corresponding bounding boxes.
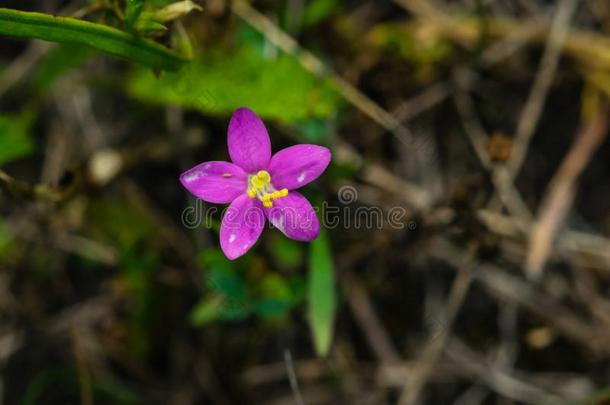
[89,149,123,186]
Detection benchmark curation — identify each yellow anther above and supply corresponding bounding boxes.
[257,170,271,183]
[246,171,288,205]
[251,176,264,189]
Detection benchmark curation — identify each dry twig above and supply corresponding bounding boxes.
[526,96,609,277]
[508,0,580,178]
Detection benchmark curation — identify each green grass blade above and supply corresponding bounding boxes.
[0,8,187,70]
[307,229,337,356]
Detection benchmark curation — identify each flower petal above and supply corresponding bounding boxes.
[180,161,247,204]
[265,191,320,241]
[268,144,331,190]
[220,194,266,260]
[228,107,271,173]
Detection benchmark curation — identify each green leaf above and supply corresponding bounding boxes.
[134,17,167,34]
[207,270,246,301]
[89,198,155,249]
[199,248,236,274]
[189,295,251,325]
[0,8,187,70]
[255,273,296,319]
[127,46,343,122]
[294,118,335,144]
[368,23,452,65]
[255,299,292,318]
[125,0,145,29]
[0,220,13,256]
[307,229,336,356]
[189,296,222,325]
[0,111,34,166]
[302,0,338,28]
[268,233,305,270]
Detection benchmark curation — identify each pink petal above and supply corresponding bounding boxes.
[228,107,271,173]
[220,194,266,260]
[265,191,320,241]
[268,145,331,190]
[180,161,247,204]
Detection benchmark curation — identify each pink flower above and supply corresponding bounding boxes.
[180,107,331,260]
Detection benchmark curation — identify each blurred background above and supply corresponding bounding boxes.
[1,0,610,404]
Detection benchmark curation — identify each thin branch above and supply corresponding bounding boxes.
[0,169,68,202]
[283,349,305,405]
[397,248,476,405]
[526,96,609,278]
[508,0,580,178]
[452,76,534,225]
[341,270,402,365]
[445,339,565,405]
[229,0,418,151]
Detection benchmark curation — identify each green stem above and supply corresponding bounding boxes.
[0,8,187,70]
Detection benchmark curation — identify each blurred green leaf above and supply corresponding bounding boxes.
[260,273,292,299]
[294,118,335,144]
[192,248,252,325]
[134,17,167,34]
[22,365,138,405]
[255,273,295,319]
[368,22,452,68]
[199,248,236,274]
[307,229,336,356]
[190,295,251,325]
[255,299,292,318]
[0,220,13,255]
[190,296,222,325]
[121,250,159,290]
[208,269,246,300]
[0,111,34,166]
[32,44,91,91]
[89,199,155,249]
[125,0,145,30]
[302,0,338,28]
[267,233,305,270]
[237,24,266,54]
[128,46,343,123]
[0,8,187,70]
[22,367,74,405]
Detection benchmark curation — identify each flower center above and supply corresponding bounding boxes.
[247,170,288,208]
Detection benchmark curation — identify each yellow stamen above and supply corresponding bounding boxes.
[257,170,270,183]
[251,176,264,189]
[246,171,288,206]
